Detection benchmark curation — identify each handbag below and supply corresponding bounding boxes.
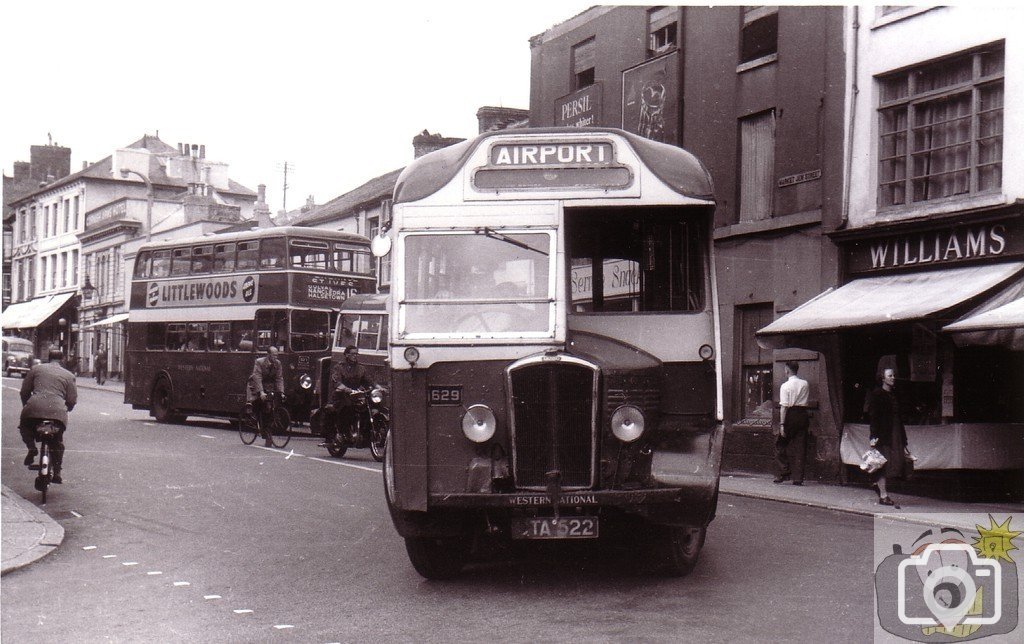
[859,448,888,474]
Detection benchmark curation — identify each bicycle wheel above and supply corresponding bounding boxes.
[238,405,259,445]
[268,406,292,448]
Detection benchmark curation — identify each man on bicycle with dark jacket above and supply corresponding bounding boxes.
[20,347,77,484]
[246,345,285,447]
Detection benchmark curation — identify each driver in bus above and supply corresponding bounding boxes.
[321,345,373,444]
[246,345,285,447]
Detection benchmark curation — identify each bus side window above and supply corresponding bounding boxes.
[255,310,287,351]
[167,323,187,350]
[333,246,353,273]
[214,243,236,273]
[210,322,231,351]
[171,248,190,276]
[354,251,373,276]
[134,251,152,278]
[233,321,254,352]
[146,323,166,350]
[192,245,213,274]
[357,315,380,351]
[260,237,286,270]
[237,241,259,270]
[291,240,329,270]
[151,250,172,278]
[183,323,208,350]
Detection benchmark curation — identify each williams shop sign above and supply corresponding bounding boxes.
[846,217,1023,275]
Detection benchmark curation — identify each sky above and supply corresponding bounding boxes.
[1,0,599,214]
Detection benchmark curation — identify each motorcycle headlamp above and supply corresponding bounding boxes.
[462,404,497,443]
[298,373,314,390]
[611,405,645,443]
[371,387,386,404]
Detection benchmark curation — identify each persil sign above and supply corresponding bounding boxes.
[146,275,258,308]
[489,142,614,167]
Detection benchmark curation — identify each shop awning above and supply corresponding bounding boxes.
[84,312,129,329]
[757,262,1024,338]
[944,294,1024,332]
[0,292,76,330]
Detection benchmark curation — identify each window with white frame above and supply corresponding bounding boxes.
[878,43,1004,208]
[647,6,678,58]
[739,109,776,222]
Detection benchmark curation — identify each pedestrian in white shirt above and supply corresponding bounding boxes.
[774,361,810,485]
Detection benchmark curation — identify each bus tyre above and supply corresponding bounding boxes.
[151,379,175,423]
[651,524,706,577]
[404,536,467,580]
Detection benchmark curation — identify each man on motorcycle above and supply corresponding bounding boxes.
[322,345,373,445]
[246,345,285,447]
[20,347,77,484]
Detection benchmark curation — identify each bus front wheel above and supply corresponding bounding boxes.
[651,524,706,577]
[404,536,468,580]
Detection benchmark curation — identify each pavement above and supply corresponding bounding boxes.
[3,375,1021,575]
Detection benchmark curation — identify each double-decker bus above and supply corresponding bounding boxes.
[124,226,375,424]
[378,127,724,578]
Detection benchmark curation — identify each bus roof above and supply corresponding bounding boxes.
[338,292,389,312]
[137,226,370,251]
[393,127,715,205]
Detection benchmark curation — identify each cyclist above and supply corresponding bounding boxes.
[246,345,285,447]
[321,345,373,445]
[20,347,77,484]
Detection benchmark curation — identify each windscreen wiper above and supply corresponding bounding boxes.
[476,227,549,256]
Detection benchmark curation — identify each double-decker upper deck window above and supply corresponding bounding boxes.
[290,240,330,270]
[237,241,259,270]
[213,243,236,272]
[572,38,596,90]
[740,6,778,65]
[151,250,172,278]
[134,251,151,278]
[192,245,213,274]
[259,237,287,270]
[333,244,373,275]
[566,208,705,313]
[648,6,678,58]
[878,43,1004,208]
[170,248,191,276]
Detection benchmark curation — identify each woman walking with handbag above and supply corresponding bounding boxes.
[867,367,909,507]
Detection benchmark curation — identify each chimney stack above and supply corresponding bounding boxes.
[412,130,466,159]
[257,184,267,204]
[476,106,530,134]
[199,144,206,159]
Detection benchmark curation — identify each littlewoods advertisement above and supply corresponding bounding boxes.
[146,275,258,308]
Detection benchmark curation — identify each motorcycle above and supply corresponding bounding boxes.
[28,420,63,504]
[321,387,389,462]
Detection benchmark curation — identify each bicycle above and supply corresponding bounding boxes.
[28,421,62,504]
[238,392,291,448]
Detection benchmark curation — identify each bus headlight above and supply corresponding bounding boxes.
[611,405,645,443]
[299,374,314,390]
[403,346,420,366]
[371,387,386,404]
[462,404,496,443]
[699,344,714,361]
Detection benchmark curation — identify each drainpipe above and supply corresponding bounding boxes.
[841,5,860,227]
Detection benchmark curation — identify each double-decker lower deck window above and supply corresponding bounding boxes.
[878,43,1004,207]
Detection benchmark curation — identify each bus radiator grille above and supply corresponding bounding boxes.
[509,362,596,489]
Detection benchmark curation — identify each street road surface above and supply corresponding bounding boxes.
[2,380,876,642]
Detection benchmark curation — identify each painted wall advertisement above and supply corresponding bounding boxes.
[621,51,680,146]
[555,84,602,128]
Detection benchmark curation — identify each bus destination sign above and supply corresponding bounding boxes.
[146,275,258,308]
[293,273,361,306]
[489,142,614,167]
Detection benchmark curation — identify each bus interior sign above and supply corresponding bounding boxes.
[474,141,631,192]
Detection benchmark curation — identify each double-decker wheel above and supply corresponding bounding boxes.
[652,525,706,577]
[267,407,292,449]
[238,405,259,445]
[404,537,468,580]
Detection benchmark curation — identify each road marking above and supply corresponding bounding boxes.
[251,445,303,455]
[100,412,110,416]
[122,562,139,566]
[82,545,97,550]
[273,625,294,630]
[147,571,163,575]
[173,581,190,587]
[307,456,381,473]
[70,510,83,518]
[204,595,221,600]
[285,449,296,460]
[102,555,117,559]
[199,434,215,439]
[144,422,156,426]
[233,609,253,615]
